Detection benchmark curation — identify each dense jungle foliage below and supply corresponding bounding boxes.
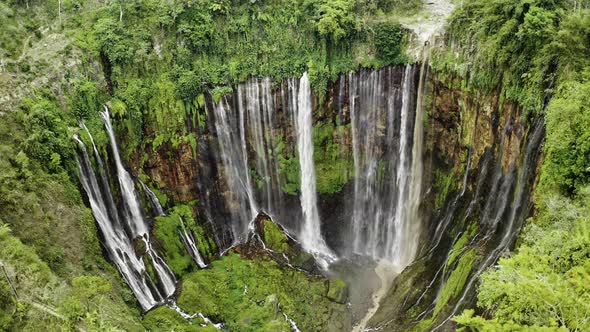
[428,0,590,330]
[2,0,590,331]
[0,0,415,330]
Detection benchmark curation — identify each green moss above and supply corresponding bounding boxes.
[313,122,353,194]
[143,254,158,284]
[326,278,348,304]
[433,249,477,318]
[434,170,456,210]
[150,187,169,209]
[153,205,217,276]
[447,223,478,267]
[262,221,289,253]
[276,133,300,196]
[178,253,348,331]
[154,214,193,276]
[409,318,433,332]
[191,222,217,262]
[184,133,198,159]
[142,306,217,331]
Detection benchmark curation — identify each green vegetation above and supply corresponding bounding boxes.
[543,73,590,195]
[313,122,353,194]
[433,169,455,209]
[154,204,217,276]
[0,86,144,329]
[262,219,289,253]
[434,249,476,318]
[436,0,590,330]
[78,0,412,156]
[432,0,590,115]
[455,192,590,331]
[0,225,143,331]
[447,222,477,267]
[143,306,218,331]
[326,278,348,303]
[374,21,407,64]
[8,0,590,330]
[178,253,349,331]
[276,133,301,196]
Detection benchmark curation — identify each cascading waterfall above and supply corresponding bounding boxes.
[294,73,334,259]
[430,117,546,331]
[213,98,258,238]
[140,180,208,269]
[75,111,178,310]
[349,65,422,267]
[75,135,158,310]
[141,181,165,217]
[211,68,425,265]
[100,108,177,299]
[213,77,288,240]
[241,78,283,215]
[403,57,428,267]
[212,73,334,260]
[179,217,208,268]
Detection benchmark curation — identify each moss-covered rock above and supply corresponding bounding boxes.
[152,204,217,277]
[291,251,316,271]
[238,212,323,273]
[133,237,147,256]
[313,122,353,195]
[433,249,477,318]
[260,217,289,253]
[142,306,217,331]
[177,253,351,331]
[327,278,348,304]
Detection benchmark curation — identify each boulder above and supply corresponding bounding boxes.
[327,278,348,304]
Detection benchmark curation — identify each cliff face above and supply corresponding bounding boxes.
[131,66,421,253]
[368,74,544,331]
[125,64,543,329]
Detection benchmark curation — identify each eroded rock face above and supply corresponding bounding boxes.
[366,74,544,331]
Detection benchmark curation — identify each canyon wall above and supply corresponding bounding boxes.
[124,65,543,329]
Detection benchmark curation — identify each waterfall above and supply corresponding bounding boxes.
[209,68,428,264]
[100,108,177,298]
[349,65,422,267]
[213,98,258,238]
[75,111,178,310]
[140,181,165,217]
[431,118,546,331]
[75,135,161,310]
[212,78,291,241]
[403,57,428,266]
[139,180,208,268]
[212,73,334,260]
[178,217,208,268]
[294,73,334,260]
[388,65,415,267]
[100,109,148,237]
